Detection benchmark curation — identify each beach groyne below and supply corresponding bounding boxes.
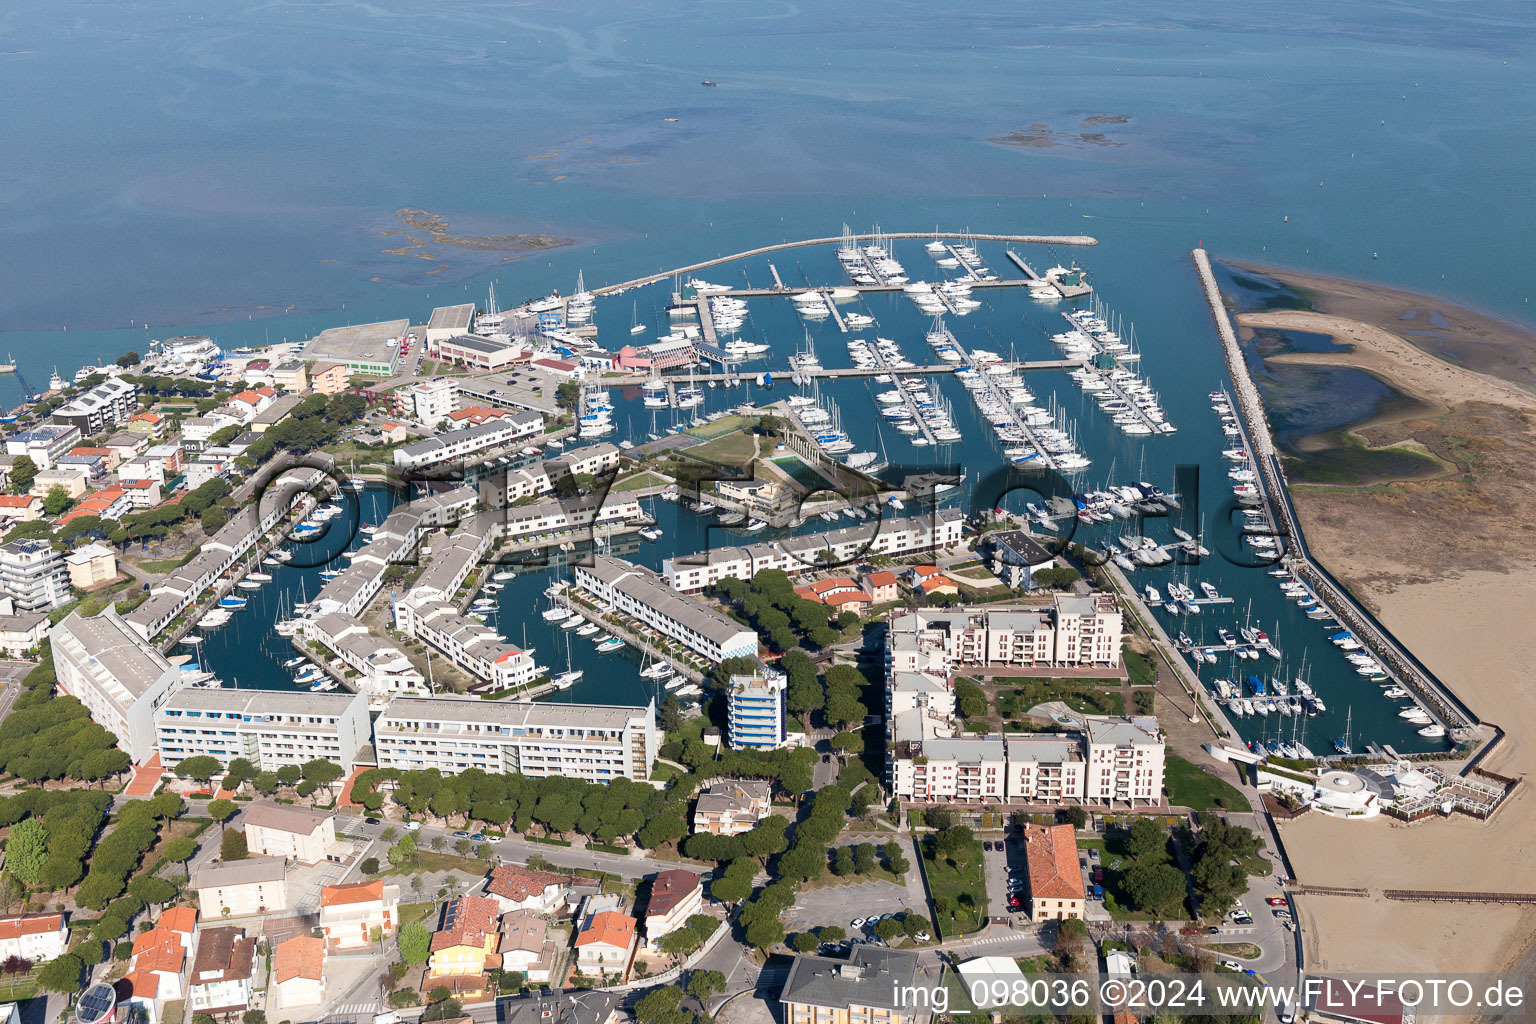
[1191,249,1478,741]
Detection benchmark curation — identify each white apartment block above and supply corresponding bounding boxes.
[574,555,758,663]
[52,608,183,762]
[499,492,645,539]
[396,378,459,424]
[1085,718,1167,804]
[663,510,965,593]
[886,595,1123,672]
[393,596,539,692]
[304,613,426,696]
[155,688,370,773]
[373,697,659,782]
[393,413,542,471]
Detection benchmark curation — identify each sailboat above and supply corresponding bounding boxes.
[1333,708,1353,756]
[552,631,583,689]
[630,301,646,335]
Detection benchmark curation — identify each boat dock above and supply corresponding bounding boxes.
[938,325,1061,471]
[945,244,983,281]
[870,346,938,446]
[717,277,1038,299]
[768,263,785,290]
[694,296,719,348]
[602,359,1080,387]
[1005,249,1041,280]
[1091,363,1169,435]
[822,291,849,333]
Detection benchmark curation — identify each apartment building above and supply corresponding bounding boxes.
[5,424,81,469]
[643,870,703,949]
[886,596,1123,672]
[727,672,788,751]
[64,543,117,589]
[0,540,71,611]
[1019,824,1085,923]
[662,510,965,593]
[781,948,921,1024]
[395,378,459,425]
[1085,718,1167,805]
[155,688,370,773]
[573,555,759,663]
[52,609,183,761]
[373,698,659,782]
[319,880,400,950]
[393,414,542,471]
[692,780,772,836]
[243,803,343,864]
[193,859,288,918]
[51,377,139,436]
[187,926,258,1015]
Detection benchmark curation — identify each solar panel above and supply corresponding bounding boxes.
[76,982,117,1024]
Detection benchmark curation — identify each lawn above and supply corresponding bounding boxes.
[1164,755,1252,813]
[130,549,200,574]
[398,900,438,927]
[997,681,1124,719]
[918,835,988,938]
[687,429,758,467]
[614,471,668,492]
[685,414,753,440]
[1124,649,1157,688]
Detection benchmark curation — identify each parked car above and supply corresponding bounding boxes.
[1232,913,1253,925]
[1088,848,1100,862]
[1266,896,1289,906]
[851,917,865,928]
[452,830,470,838]
[1007,895,1024,911]
[1207,925,1221,934]
[403,821,421,832]
[470,833,487,842]
[1274,909,1293,921]
[1092,884,1103,901]
[1219,961,1242,973]
[364,817,380,825]
[983,841,993,852]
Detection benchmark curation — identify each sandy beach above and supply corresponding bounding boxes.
[1223,266,1536,981]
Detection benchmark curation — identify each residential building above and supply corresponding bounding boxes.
[781,947,921,1024]
[0,495,42,525]
[692,780,772,836]
[242,803,343,865]
[497,493,645,540]
[497,911,556,984]
[52,609,183,760]
[183,455,231,490]
[886,598,1123,673]
[270,360,308,392]
[987,530,1054,589]
[272,935,326,1007]
[643,870,703,949]
[59,484,133,523]
[310,361,349,394]
[1084,718,1166,806]
[29,467,90,500]
[393,414,542,471]
[219,386,278,424]
[57,450,110,482]
[793,577,871,616]
[426,303,478,345]
[302,319,408,378]
[118,907,197,1024]
[124,412,164,437]
[373,698,659,782]
[862,570,900,604]
[395,378,459,425]
[574,904,636,973]
[663,510,965,593]
[187,926,258,1015]
[65,543,118,589]
[303,613,426,697]
[0,913,68,961]
[192,858,288,918]
[320,880,400,950]
[573,556,759,663]
[427,896,501,985]
[727,672,788,751]
[155,688,371,774]
[392,596,539,693]
[0,607,48,657]
[51,378,139,435]
[5,424,82,469]
[483,866,571,915]
[1019,824,1085,922]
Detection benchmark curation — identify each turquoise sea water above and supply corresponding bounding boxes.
[8,0,1532,752]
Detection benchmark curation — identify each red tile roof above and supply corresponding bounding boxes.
[321,880,384,908]
[918,575,957,594]
[1021,823,1085,901]
[645,870,700,918]
[865,570,898,587]
[575,910,635,949]
[0,913,63,940]
[430,896,499,952]
[274,935,325,983]
[485,866,569,906]
[0,495,40,508]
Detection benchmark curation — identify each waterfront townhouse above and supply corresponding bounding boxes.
[1019,824,1085,923]
[155,687,370,774]
[499,492,645,541]
[1084,717,1166,806]
[0,913,68,962]
[303,613,426,696]
[780,947,921,1024]
[662,511,965,593]
[393,414,542,472]
[573,555,758,663]
[193,858,288,918]
[0,539,70,612]
[51,377,139,436]
[727,672,788,750]
[5,423,81,469]
[319,880,400,950]
[692,779,773,836]
[642,870,703,949]
[243,802,344,865]
[373,697,659,782]
[187,926,258,1016]
[52,609,183,761]
[392,597,539,692]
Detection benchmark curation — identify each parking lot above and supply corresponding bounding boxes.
[781,879,919,935]
[980,835,1018,919]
